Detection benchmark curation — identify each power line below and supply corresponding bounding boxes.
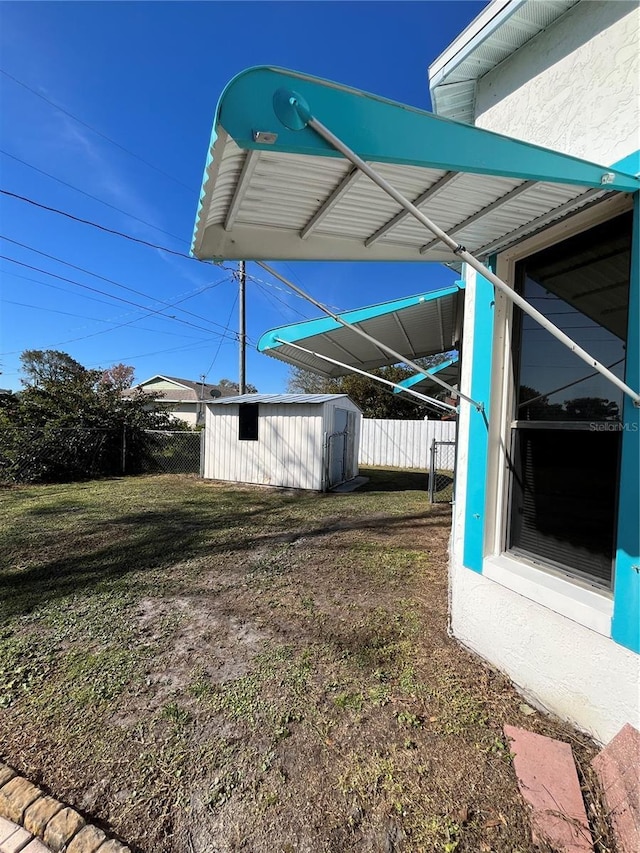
[3,299,209,340]
[1,189,201,261]
[0,148,189,245]
[0,67,194,194]
[51,274,238,347]
[87,339,219,367]
[1,268,148,311]
[250,277,314,321]
[0,234,234,333]
[1,268,232,343]
[204,293,238,379]
[0,255,240,341]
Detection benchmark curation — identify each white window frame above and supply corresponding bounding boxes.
[482,193,633,636]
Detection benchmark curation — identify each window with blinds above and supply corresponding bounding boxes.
[507,212,632,588]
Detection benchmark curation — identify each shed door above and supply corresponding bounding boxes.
[328,408,353,487]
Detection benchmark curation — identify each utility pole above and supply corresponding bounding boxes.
[199,374,206,425]
[238,260,246,394]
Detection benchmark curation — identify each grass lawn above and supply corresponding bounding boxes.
[0,471,611,852]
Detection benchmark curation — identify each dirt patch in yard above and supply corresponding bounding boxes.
[0,472,615,852]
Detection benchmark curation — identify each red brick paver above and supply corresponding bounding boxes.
[504,724,594,853]
[592,723,640,853]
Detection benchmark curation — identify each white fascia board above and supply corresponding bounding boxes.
[428,0,523,94]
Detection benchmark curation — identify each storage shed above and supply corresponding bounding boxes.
[203,393,361,491]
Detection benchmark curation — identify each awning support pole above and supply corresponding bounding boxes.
[274,338,458,413]
[259,261,480,409]
[284,102,640,408]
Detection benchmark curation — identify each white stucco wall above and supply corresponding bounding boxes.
[450,561,640,744]
[474,1,640,165]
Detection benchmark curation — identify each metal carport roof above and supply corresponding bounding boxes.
[191,66,640,408]
[257,284,464,378]
[395,355,460,397]
[191,67,638,265]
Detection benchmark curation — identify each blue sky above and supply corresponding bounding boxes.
[0,0,485,392]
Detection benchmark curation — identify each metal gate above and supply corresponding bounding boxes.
[429,439,456,503]
[327,409,356,489]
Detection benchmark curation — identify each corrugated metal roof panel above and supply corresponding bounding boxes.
[257,286,464,379]
[196,141,611,262]
[208,393,349,405]
[191,66,636,264]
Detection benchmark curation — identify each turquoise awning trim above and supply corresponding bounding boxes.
[256,282,465,380]
[192,66,639,262]
[394,355,459,394]
[221,68,639,189]
[258,284,462,352]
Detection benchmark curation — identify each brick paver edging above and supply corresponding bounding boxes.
[0,762,131,853]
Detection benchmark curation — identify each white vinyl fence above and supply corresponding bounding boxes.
[359,418,456,469]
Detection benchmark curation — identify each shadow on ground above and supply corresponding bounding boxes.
[1,470,451,619]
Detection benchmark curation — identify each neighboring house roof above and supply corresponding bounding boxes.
[124,375,237,403]
[208,393,353,406]
[428,0,580,123]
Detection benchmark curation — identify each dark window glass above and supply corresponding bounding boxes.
[507,213,631,587]
[508,427,620,587]
[238,404,259,441]
[515,214,630,422]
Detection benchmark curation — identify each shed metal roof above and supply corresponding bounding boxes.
[191,67,637,265]
[258,285,464,378]
[207,393,351,405]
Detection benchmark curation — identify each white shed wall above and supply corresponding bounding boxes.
[474,1,640,165]
[204,404,326,490]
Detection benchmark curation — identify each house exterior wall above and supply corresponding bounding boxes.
[439,1,640,743]
[143,378,186,393]
[474,1,640,166]
[204,403,327,490]
[167,404,198,427]
[450,560,640,742]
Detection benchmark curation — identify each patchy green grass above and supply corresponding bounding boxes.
[0,471,608,853]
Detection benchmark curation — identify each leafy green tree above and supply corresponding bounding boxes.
[0,350,171,483]
[218,377,259,394]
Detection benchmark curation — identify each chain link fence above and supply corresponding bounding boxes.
[136,430,203,475]
[429,439,456,503]
[0,426,123,484]
[0,426,204,484]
